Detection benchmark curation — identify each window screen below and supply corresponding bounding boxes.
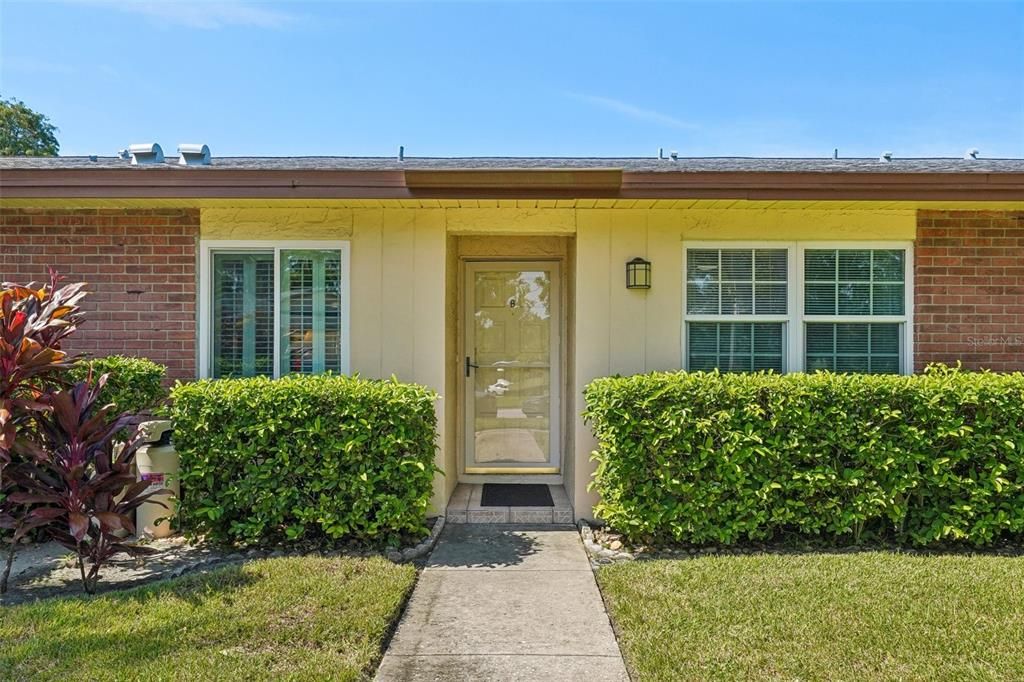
[804,249,905,316]
[686,248,788,373]
[212,253,274,378]
[280,250,344,375]
[688,322,785,373]
[805,322,901,374]
[687,248,788,315]
[210,248,344,378]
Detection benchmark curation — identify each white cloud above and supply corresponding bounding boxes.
[73,1,299,30]
[566,92,700,131]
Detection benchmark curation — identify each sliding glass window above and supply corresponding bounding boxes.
[205,243,348,379]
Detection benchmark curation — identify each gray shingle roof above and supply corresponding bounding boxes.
[3,156,1023,173]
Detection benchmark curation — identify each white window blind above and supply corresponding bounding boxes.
[683,243,911,375]
[685,248,788,373]
[212,253,274,378]
[205,244,347,379]
[280,250,344,376]
[804,248,907,374]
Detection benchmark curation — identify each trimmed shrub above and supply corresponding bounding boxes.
[584,366,1024,546]
[69,356,167,415]
[169,374,438,546]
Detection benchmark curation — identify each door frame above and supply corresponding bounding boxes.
[462,260,562,475]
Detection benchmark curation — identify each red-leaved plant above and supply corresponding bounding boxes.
[1,271,86,592]
[0,272,86,460]
[1,272,162,595]
[8,375,164,593]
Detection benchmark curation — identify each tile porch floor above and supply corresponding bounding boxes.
[445,483,574,524]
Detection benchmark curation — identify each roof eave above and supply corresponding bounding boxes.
[2,168,1023,201]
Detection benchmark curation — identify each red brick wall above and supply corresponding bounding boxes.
[915,210,1024,372]
[0,208,198,381]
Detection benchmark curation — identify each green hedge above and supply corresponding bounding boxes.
[169,374,438,545]
[584,366,1024,546]
[68,355,167,414]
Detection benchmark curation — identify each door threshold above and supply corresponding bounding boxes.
[446,483,574,525]
[458,473,563,485]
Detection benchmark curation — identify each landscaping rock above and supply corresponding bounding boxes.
[2,516,450,605]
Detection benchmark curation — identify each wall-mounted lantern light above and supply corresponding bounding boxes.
[626,257,652,290]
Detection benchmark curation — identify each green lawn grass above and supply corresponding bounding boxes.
[598,552,1024,681]
[0,555,416,681]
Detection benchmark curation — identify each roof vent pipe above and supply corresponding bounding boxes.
[833,148,838,159]
[177,143,211,166]
[129,143,163,165]
[964,148,980,160]
[398,145,405,162]
[879,151,893,162]
[658,147,664,159]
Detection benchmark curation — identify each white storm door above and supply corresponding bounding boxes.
[464,262,560,474]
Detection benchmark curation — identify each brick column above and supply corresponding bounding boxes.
[0,208,199,381]
[914,210,1024,371]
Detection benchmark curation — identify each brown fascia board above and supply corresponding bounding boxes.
[403,169,624,191]
[621,171,1024,201]
[0,169,410,199]
[2,168,1023,201]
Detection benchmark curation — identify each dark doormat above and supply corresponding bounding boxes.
[481,484,553,507]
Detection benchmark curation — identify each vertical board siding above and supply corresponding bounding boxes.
[380,211,416,380]
[350,209,384,377]
[608,209,649,376]
[646,213,685,370]
[573,210,613,515]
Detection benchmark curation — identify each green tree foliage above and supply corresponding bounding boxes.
[0,97,59,156]
[584,366,1024,546]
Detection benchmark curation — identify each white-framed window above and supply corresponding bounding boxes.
[198,240,351,379]
[682,241,913,374]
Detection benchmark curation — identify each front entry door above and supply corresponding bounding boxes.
[464,262,560,474]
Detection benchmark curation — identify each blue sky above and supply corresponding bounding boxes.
[2,1,1022,158]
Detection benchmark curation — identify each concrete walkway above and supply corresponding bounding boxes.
[376,524,630,681]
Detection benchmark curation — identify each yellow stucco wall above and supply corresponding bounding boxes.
[196,203,918,515]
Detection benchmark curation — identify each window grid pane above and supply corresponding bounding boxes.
[804,249,905,316]
[688,322,785,373]
[211,249,343,378]
[805,322,901,374]
[212,253,274,379]
[283,255,315,374]
[280,250,344,376]
[687,249,788,316]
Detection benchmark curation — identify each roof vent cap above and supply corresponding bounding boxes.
[129,143,164,165]
[879,151,893,162]
[177,143,211,166]
[964,148,980,160]
[670,150,679,161]
[117,148,130,160]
